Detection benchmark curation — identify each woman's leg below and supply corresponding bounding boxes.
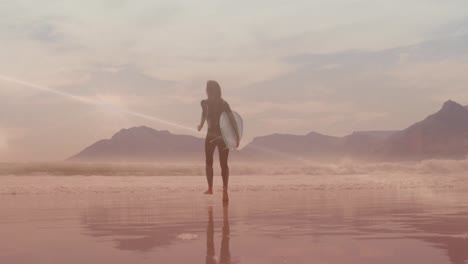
[218,140,230,201]
[205,137,216,194]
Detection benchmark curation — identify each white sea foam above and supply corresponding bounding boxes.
[177,233,198,241]
[0,160,467,195]
[1,159,468,177]
[0,173,466,196]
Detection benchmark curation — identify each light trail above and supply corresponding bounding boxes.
[0,74,309,163]
[0,74,198,133]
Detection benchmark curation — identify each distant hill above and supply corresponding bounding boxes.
[70,101,468,162]
[69,126,204,162]
[339,130,397,158]
[350,130,398,140]
[376,100,468,160]
[241,101,468,161]
[240,130,397,161]
[240,132,340,161]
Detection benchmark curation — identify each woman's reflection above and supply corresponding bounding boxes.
[206,203,231,264]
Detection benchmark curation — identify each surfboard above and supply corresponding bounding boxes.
[220,111,243,149]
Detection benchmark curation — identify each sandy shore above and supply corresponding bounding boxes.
[1,174,468,263]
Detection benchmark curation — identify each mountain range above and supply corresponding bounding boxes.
[69,100,468,162]
[69,127,204,162]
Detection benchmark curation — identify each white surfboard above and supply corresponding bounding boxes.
[220,111,243,149]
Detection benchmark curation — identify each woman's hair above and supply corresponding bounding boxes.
[206,80,222,101]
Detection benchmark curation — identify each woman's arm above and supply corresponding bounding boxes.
[198,114,206,131]
[198,100,207,131]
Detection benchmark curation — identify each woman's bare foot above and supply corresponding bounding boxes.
[222,190,229,201]
[204,189,213,195]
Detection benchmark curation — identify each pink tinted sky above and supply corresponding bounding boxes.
[1,0,468,161]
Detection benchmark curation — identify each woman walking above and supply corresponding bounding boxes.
[198,80,239,202]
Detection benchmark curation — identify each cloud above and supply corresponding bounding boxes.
[240,101,352,116]
[352,111,389,123]
[429,17,468,39]
[0,65,204,161]
[27,18,65,44]
[246,34,468,105]
[63,65,178,96]
[229,34,468,137]
[2,1,468,160]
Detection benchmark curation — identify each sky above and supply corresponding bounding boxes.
[1,0,468,161]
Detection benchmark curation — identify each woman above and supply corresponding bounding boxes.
[198,80,239,202]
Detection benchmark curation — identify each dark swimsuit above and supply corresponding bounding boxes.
[201,99,232,188]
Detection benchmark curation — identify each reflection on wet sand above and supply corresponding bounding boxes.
[19,174,462,263]
[360,213,468,264]
[76,190,468,264]
[81,206,201,251]
[403,214,468,264]
[206,203,231,264]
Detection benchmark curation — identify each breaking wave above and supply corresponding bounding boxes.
[1,159,468,177]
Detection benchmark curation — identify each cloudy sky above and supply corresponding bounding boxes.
[1,0,468,161]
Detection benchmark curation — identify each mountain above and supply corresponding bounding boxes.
[240,130,398,161]
[241,100,468,161]
[376,100,468,160]
[240,132,340,161]
[70,101,468,162]
[339,130,397,158]
[69,126,204,162]
[349,130,398,140]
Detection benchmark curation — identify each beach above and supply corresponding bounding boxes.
[1,173,468,264]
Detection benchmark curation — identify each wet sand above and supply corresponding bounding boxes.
[1,174,468,264]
